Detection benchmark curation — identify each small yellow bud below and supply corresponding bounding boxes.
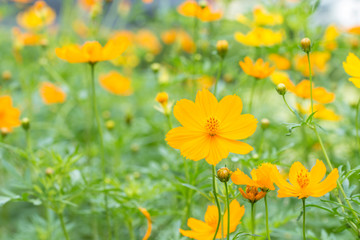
[155,92,169,106]
[151,62,161,73]
[300,37,311,53]
[2,71,11,81]
[45,167,54,176]
[21,117,30,131]
[194,53,202,61]
[216,40,228,58]
[276,83,287,96]
[217,167,232,182]
[260,118,270,130]
[106,120,115,130]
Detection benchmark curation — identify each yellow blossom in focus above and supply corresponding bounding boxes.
[17,0,56,30]
[234,27,283,47]
[343,53,360,88]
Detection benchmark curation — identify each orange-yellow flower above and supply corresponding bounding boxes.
[232,163,277,191]
[139,207,152,240]
[293,80,335,104]
[177,0,222,22]
[273,160,339,199]
[12,27,44,48]
[343,53,360,88]
[270,71,296,92]
[155,92,169,106]
[322,25,340,51]
[40,82,66,105]
[347,26,360,35]
[135,29,162,55]
[0,96,21,132]
[55,38,129,64]
[234,27,283,47]
[197,75,215,89]
[166,89,257,166]
[78,0,102,11]
[17,0,56,30]
[99,71,132,96]
[239,186,266,203]
[180,199,244,239]
[297,103,341,121]
[239,57,275,79]
[253,5,283,26]
[268,54,290,70]
[161,29,195,53]
[295,52,330,77]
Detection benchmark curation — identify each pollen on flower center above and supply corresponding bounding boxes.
[297,169,310,188]
[205,117,220,136]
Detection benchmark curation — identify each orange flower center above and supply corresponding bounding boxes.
[205,117,220,136]
[297,169,310,188]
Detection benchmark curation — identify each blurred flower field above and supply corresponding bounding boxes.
[0,0,359,239]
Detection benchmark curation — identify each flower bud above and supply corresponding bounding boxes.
[1,128,9,139]
[21,117,30,131]
[155,92,169,106]
[260,118,270,130]
[300,38,311,53]
[217,167,232,182]
[151,62,161,73]
[2,71,11,81]
[45,167,54,176]
[276,83,287,96]
[216,40,228,58]
[194,53,202,62]
[106,120,115,131]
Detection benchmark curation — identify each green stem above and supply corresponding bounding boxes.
[282,95,296,116]
[214,58,224,97]
[306,53,313,115]
[251,202,256,240]
[302,198,306,240]
[212,166,222,240]
[356,97,360,154]
[59,213,70,240]
[248,80,257,113]
[225,182,230,240]
[313,127,360,224]
[264,194,271,240]
[89,63,112,239]
[165,113,173,130]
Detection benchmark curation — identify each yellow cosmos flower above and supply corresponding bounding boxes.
[177,0,222,22]
[268,54,291,70]
[135,29,162,55]
[180,199,244,239]
[273,160,339,199]
[270,71,296,92]
[12,27,44,48]
[231,163,277,191]
[343,53,360,88]
[295,52,330,76]
[17,0,56,30]
[55,38,129,64]
[165,89,257,166]
[234,27,283,47]
[161,29,196,53]
[293,80,335,104]
[297,104,341,121]
[138,207,152,240]
[347,26,360,35]
[253,5,283,26]
[40,82,66,105]
[99,71,132,96]
[0,96,21,132]
[239,186,266,203]
[322,25,340,51]
[239,57,275,79]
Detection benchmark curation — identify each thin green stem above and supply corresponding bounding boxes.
[306,53,313,114]
[302,198,306,240]
[165,113,173,130]
[264,194,271,240]
[225,182,230,240]
[282,95,296,116]
[214,58,224,97]
[212,166,221,240]
[248,80,257,113]
[356,97,360,153]
[89,63,112,239]
[251,202,256,240]
[313,127,360,224]
[59,213,70,240]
